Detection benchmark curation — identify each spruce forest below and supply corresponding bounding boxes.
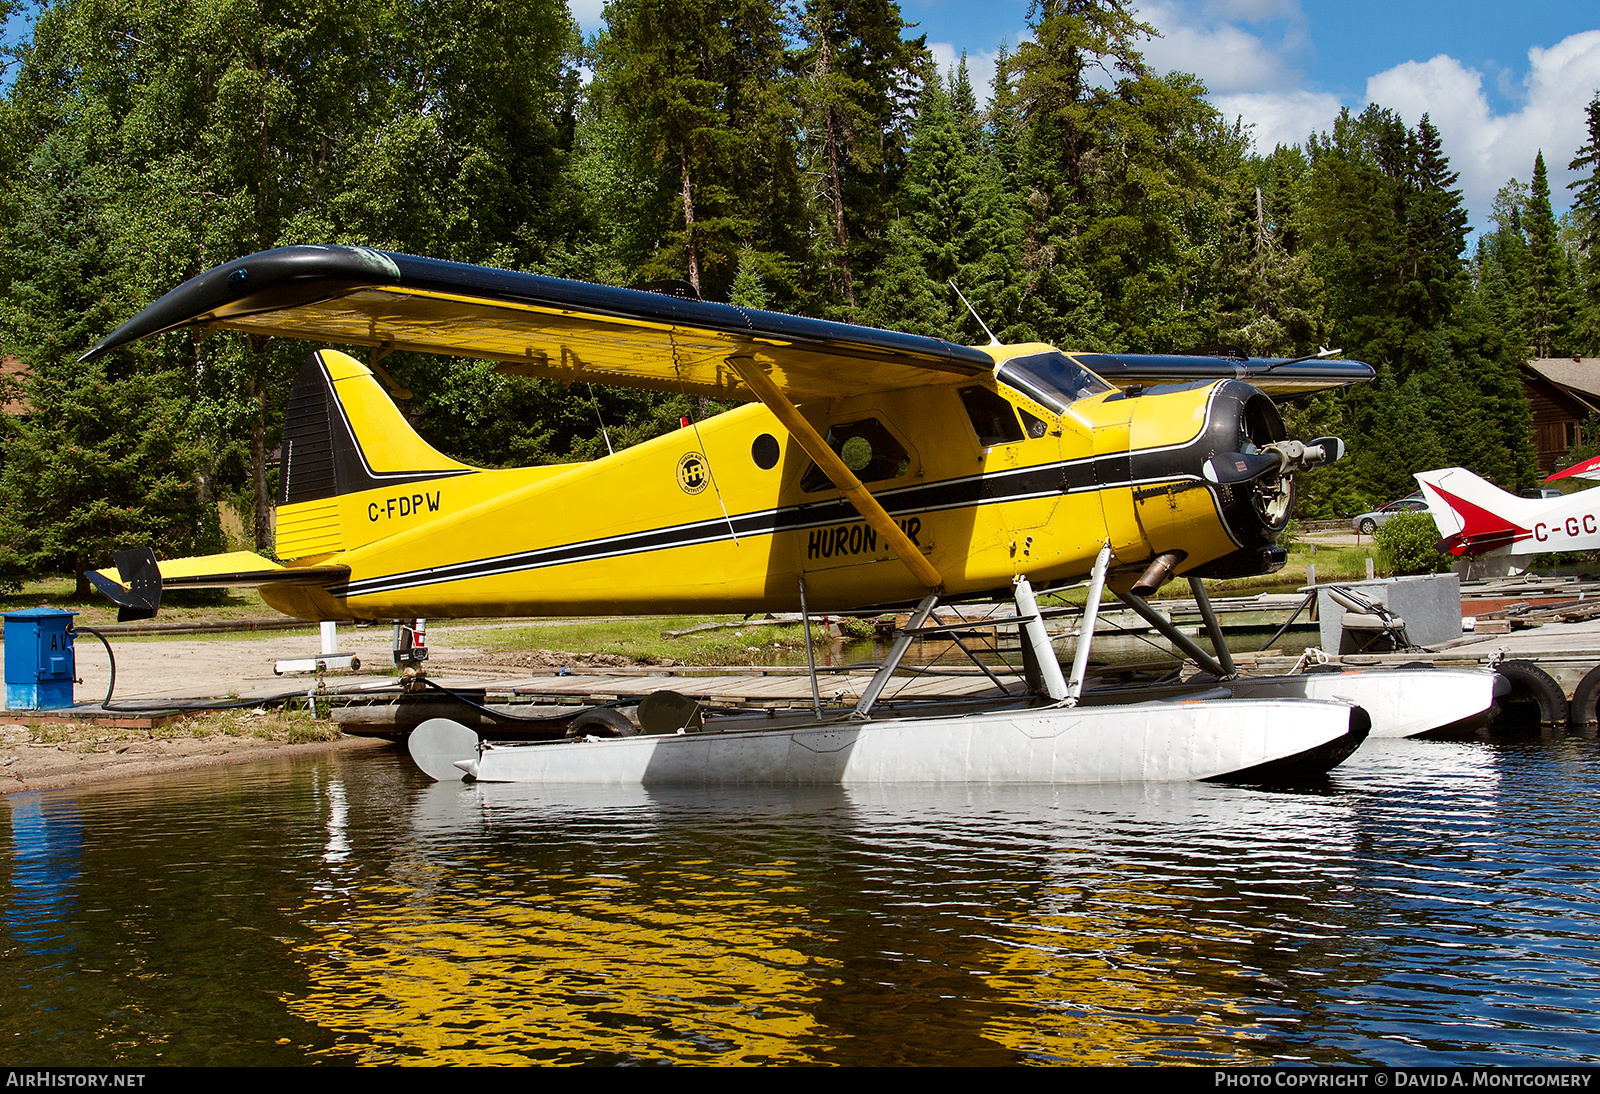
[1,0,1599,588]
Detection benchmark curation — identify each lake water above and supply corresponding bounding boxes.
[4,733,1599,1066]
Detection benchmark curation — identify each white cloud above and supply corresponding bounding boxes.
[1212,88,1344,151]
[1364,31,1600,223]
[1137,0,1303,93]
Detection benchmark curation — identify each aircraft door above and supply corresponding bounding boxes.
[1083,396,1144,561]
[958,386,1061,573]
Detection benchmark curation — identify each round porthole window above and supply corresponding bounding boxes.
[751,433,780,469]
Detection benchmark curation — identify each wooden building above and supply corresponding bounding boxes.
[1524,358,1600,476]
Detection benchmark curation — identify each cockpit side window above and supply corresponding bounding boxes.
[800,418,911,493]
[958,386,1025,447]
[997,352,1110,413]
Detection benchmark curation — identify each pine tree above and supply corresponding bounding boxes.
[1525,151,1573,358]
[1010,0,1157,349]
[594,0,794,302]
[1568,94,1600,353]
[795,0,927,318]
[0,134,212,592]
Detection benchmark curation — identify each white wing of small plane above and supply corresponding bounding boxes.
[1547,455,1600,483]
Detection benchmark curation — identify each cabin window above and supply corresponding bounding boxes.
[997,351,1110,413]
[800,418,910,492]
[959,386,1025,447]
[1019,408,1049,439]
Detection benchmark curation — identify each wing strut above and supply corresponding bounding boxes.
[726,355,942,590]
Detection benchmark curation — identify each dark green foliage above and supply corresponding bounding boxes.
[0,0,1592,582]
[1568,94,1600,354]
[1375,511,1452,576]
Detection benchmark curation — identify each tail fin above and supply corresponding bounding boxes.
[1414,467,1532,557]
[276,349,476,560]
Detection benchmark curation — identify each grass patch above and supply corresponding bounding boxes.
[455,615,825,666]
[1036,541,1384,607]
[165,706,343,743]
[1203,542,1383,598]
[17,704,341,749]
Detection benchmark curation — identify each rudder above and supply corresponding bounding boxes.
[276,349,475,560]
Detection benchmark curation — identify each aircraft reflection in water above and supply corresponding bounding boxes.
[278,776,1383,1066]
[14,737,1582,1068]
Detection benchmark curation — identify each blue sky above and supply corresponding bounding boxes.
[568,0,1600,236]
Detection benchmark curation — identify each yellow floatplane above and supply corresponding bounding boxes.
[80,246,1489,783]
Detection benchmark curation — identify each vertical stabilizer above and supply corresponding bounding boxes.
[276,350,476,559]
[1414,468,1533,556]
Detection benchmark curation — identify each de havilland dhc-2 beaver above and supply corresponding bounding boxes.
[83,245,1503,783]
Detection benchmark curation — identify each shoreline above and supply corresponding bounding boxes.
[2,728,393,796]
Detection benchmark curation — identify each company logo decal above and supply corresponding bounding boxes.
[677,452,709,495]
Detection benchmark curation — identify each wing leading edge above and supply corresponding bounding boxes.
[84,246,1373,400]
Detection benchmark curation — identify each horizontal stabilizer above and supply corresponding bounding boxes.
[87,548,350,621]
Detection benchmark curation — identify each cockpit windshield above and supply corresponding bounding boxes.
[995,352,1110,413]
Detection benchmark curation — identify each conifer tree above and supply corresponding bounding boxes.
[1010,0,1157,349]
[1525,151,1573,358]
[795,0,927,317]
[1567,94,1600,353]
[594,0,794,302]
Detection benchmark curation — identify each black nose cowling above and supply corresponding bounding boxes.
[1128,380,1339,582]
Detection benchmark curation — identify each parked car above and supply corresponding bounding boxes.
[1352,493,1429,536]
[1519,487,1564,500]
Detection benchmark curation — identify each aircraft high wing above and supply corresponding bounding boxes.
[85,245,1373,625]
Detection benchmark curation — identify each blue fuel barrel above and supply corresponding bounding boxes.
[4,608,77,710]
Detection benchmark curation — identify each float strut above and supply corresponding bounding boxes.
[854,593,939,719]
[1188,577,1237,677]
[798,576,823,717]
[1064,546,1112,706]
[1014,576,1068,702]
[1115,591,1230,679]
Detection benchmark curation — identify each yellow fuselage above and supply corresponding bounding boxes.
[263,348,1243,621]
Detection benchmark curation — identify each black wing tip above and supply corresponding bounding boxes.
[81,245,404,361]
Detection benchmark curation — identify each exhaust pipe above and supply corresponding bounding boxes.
[1132,551,1187,595]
